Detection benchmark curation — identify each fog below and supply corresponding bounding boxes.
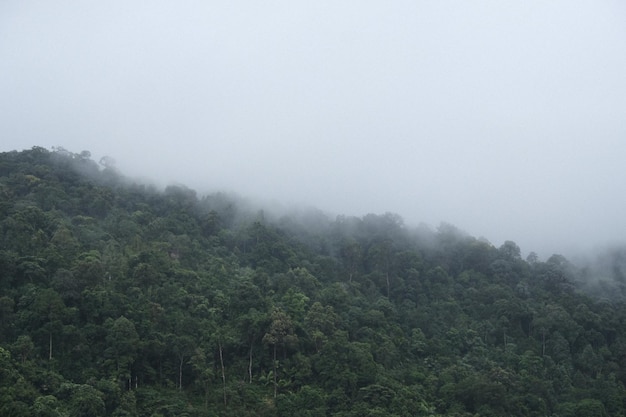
[2,1,626,258]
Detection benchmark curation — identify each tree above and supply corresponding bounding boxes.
[169,332,195,391]
[499,240,521,260]
[189,347,213,411]
[104,316,140,389]
[58,383,106,417]
[12,335,35,364]
[304,302,338,353]
[368,239,394,297]
[236,307,268,384]
[32,395,64,417]
[263,308,297,398]
[21,288,67,360]
[575,398,608,417]
[339,239,362,283]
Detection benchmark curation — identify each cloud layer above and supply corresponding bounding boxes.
[2,1,626,257]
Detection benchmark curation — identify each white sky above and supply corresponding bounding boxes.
[2,1,626,258]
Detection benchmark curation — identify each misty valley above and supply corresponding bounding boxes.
[1,147,626,417]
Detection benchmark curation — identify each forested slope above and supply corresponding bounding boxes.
[1,147,625,417]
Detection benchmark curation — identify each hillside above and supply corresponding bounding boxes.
[1,146,625,417]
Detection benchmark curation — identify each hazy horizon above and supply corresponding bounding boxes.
[2,1,626,259]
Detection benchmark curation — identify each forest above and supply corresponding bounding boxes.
[1,146,626,417]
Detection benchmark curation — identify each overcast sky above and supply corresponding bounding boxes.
[2,1,626,258]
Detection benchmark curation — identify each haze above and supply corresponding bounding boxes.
[2,1,626,258]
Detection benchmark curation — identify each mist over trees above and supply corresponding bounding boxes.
[1,146,626,417]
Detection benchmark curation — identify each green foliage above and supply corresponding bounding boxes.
[1,147,626,416]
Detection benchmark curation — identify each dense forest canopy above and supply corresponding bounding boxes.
[1,146,625,417]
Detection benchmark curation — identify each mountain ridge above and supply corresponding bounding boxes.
[0,146,624,417]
